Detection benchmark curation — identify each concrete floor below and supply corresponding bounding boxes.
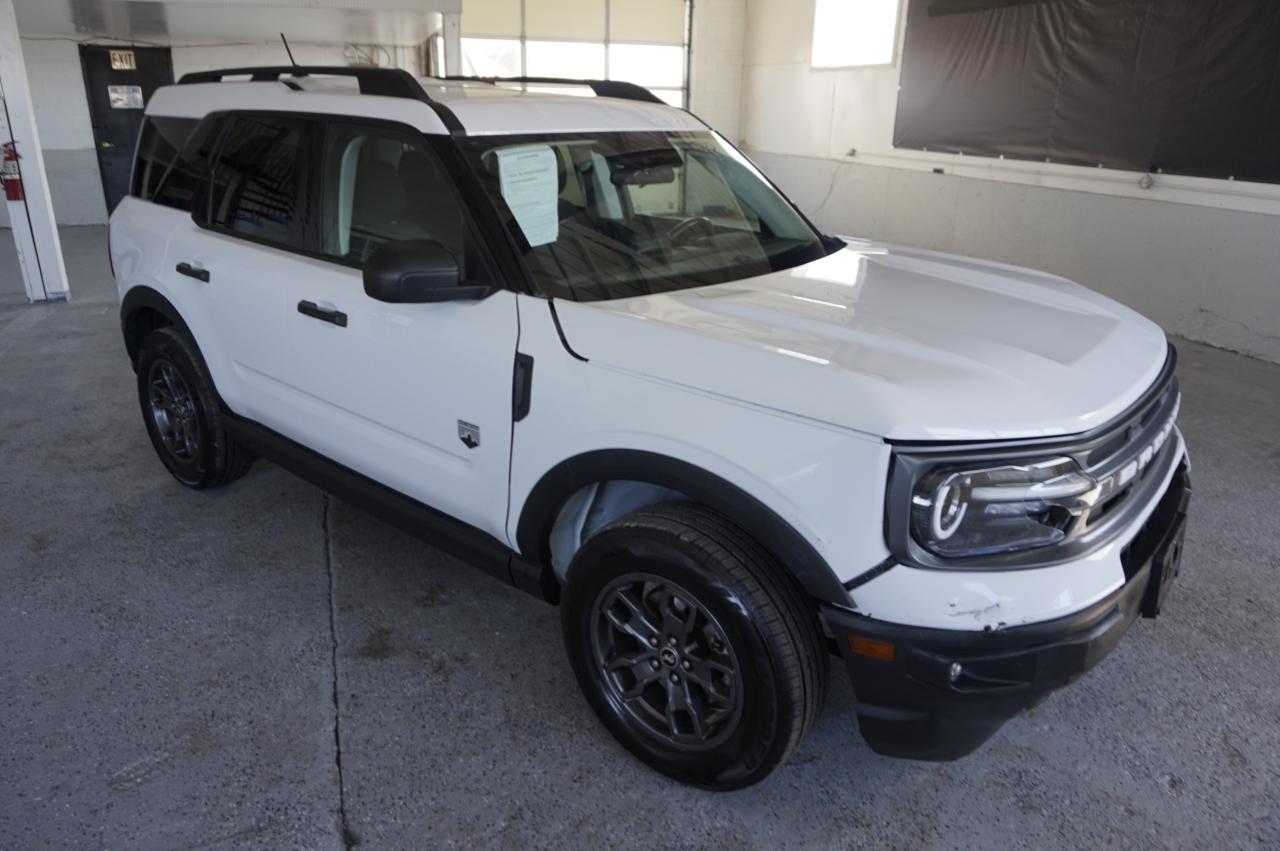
[1,226,1278,850]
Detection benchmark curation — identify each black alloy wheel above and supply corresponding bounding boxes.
[591,574,743,751]
[563,501,827,790]
[146,358,202,463]
[135,326,253,489]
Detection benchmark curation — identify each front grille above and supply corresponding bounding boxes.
[1077,373,1180,471]
[1070,379,1181,540]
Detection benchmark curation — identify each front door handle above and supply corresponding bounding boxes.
[297,300,348,327]
[175,262,209,282]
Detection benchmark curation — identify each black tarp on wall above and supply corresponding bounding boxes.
[894,0,1280,183]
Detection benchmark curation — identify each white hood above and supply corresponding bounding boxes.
[552,239,1171,441]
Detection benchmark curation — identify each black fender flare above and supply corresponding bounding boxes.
[515,449,850,605]
[119,285,195,365]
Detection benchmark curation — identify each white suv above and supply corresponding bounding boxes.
[110,67,1190,789]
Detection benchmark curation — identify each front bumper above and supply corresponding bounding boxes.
[824,462,1190,761]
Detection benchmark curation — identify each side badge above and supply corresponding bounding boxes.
[458,420,480,449]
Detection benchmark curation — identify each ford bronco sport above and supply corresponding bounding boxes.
[111,67,1190,789]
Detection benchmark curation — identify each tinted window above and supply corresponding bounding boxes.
[317,123,482,277]
[152,117,223,213]
[209,115,311,249]
[132,117,196,201]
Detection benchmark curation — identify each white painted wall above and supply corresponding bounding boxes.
[688,0,745,141]
[740,0,1280,364]
[169,42,421,80]
[0,39,105,228]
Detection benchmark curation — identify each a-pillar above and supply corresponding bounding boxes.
[0,0,71,302]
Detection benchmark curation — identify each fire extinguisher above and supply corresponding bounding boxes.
[2,141,23,202]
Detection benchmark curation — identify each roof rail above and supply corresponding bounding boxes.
[441,76,665,105]
[176,66,464,133]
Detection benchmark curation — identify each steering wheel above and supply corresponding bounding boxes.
[667,215,717,247]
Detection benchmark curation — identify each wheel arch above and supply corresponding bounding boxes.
[120,286,194,368]
[515,449,850,606]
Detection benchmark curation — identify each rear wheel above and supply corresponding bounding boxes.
[136,326,253,489]
[561,502,827,789]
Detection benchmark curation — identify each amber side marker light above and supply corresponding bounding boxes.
[848,635,896,662]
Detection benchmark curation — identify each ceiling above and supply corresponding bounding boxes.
[14,0,455,45]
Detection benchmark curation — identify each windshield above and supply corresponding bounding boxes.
[458,131,830,301]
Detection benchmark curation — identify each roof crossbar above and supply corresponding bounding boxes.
[441,76,665,105]
[176,66,464,132]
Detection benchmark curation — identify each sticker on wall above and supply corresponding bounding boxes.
[107,85,144,109]
[109,50,137,70]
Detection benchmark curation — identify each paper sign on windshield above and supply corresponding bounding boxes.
[496,145,559,248]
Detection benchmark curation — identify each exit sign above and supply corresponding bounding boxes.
[109,50,136,70]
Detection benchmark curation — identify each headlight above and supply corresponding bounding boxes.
[910,457,1098,558]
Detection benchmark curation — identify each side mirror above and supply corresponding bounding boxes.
[362,239,491,303]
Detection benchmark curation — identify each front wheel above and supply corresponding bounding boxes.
[561,502,827,790]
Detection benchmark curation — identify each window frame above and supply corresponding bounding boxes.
[809,0,904,71]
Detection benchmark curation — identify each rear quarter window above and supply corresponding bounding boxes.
[154,117,224,214]
[134,115,223,214]
[132,116,197,202]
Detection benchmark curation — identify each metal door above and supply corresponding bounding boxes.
[79,45,174,213]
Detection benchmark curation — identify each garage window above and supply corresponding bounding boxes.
[460,0,689,107]
[811,0,902,68]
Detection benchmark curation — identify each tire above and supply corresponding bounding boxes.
[561,501,827,790]
[135,326,253,489]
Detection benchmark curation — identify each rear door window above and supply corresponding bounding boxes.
[208,115,314,251]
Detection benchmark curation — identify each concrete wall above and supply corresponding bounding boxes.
[740,0,1280,364]
[688,0,745,141]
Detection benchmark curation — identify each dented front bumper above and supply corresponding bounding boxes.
[824,462,1190,761]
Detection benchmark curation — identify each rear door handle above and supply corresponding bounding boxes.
[175,262,209,282]
[297,300,348,328]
